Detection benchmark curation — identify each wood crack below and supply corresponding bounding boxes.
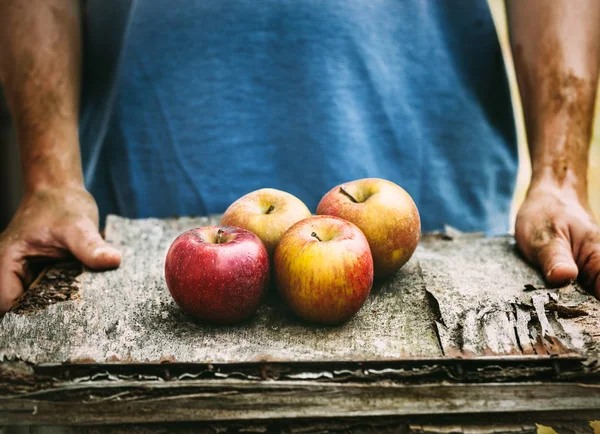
[509,306,525,355]
[8,262,82,315]
[418,261,447,357]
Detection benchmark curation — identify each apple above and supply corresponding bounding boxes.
[274,215,373,324]
[221,188,312,256]
[164,226,269,324]
[316,178,420,278]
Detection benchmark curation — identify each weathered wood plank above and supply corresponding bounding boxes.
[2,216,600,370]
[2,356,593,400]
[2,380,600,425]
[0,215,442,364]
[418,235,597,358]
[2,217,600,427]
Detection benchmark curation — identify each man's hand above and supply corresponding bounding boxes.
[507,0,600,296]
[0,0,121,314]
[0,186,121,314]
[516,185,600,295]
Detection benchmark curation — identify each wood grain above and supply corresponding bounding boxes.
[2,380,600,425]
[2,216,600,425]
[418,234,596,358]
[0,215,442,364]
[2,216,599,366]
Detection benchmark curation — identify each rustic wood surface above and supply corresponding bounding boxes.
[2,215,600,425]
[418,234,598,359]
[1,215,444,364]
[2,215,598,365]
[3,380,600,425]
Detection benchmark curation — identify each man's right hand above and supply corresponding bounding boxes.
[0,1,119,314]
[0,186,121,314]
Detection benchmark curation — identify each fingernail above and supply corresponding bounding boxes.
[548,262,569,278]
[93,247,120,259]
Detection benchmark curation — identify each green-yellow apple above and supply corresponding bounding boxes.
[274,215,373,324]
[221,188,311,255]
[316,178,420,278]
[164,226,269,324]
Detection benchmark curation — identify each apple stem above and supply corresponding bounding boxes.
[311,232,323,242]
[216,228,225,244]
[266,205,275,215]
[339,186,358,203]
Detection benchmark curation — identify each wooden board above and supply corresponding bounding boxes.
[3,380,600,425]
[418,234,599,359]
[3,215,600,425]
[2,216,599,365]
[0,215,443,364]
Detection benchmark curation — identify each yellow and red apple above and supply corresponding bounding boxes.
[274,215,373,324]
[316,178,420,278]
[221,188,311,256]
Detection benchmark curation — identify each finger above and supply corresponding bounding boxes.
[533,237,579,286]
[60,219,122,269]
[0,247,24,314]
[576,233,600,297]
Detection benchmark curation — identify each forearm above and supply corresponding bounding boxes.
[506,0,600,203]
[0,0,83,193]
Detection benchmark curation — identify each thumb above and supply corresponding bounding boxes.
[62,220,122,270]
[533,237,579,286]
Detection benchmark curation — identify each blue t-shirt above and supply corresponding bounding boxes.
[80,0,517,234]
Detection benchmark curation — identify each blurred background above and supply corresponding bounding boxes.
[0,1,599,231]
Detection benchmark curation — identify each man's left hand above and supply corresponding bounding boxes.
[515,184,600,296]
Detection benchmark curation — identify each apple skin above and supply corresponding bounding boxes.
[316,178,420,278]
[274,215,374,324]
[164,226,269,324]
[221,188,312,256]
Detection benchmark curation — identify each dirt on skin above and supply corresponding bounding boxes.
[512,36,597,197]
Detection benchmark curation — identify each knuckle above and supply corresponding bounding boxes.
[62,218,98,242]
[71,219,92,235]
[533,238,564,264]
[541,247,564,265]
[530,221,560,249]
[517,218,566,263]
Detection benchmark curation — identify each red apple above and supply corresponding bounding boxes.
[274,215,373,324]
[221,188,311,256]
[164,226,269,324]
[316,178,420,278]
